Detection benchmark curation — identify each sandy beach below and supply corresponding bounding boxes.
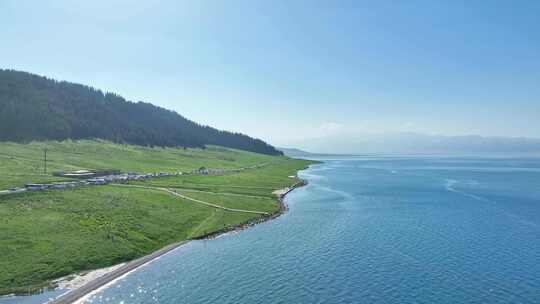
[53,264,125,291]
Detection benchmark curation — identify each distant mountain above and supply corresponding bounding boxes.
[0,70,282,155]
[290,132,540,155]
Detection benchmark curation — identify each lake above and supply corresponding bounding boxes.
[8,156,540,303]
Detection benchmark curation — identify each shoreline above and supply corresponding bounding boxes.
[46,177,308,304]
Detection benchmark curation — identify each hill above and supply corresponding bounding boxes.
[0,69,281,155]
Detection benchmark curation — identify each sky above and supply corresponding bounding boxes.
[1,0,540,151]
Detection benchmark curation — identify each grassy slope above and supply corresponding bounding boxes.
[0,140,313,295]
[171,189,280,213]
[130,161,305,198]
[0,140,275,190]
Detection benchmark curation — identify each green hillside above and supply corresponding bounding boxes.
[0,69,282,155]
[0,140,277,190]
[0,140,313,295]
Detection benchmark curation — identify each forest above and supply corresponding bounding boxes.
[0,69,282,155]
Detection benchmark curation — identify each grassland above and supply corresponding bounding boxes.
[129,161,304,198]
[0,140,277,190]
[0,140,313,295]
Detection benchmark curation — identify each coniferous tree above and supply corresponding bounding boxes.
[0,70,282,155]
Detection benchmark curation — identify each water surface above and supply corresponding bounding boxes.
[9,156,540,303]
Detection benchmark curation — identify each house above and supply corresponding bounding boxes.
[56,170,95,178]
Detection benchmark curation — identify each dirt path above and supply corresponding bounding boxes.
[173,188,268,199]
[112,184,270,215]
[49,184,270,303]
[171,183,279,189]
[46,177,306,304]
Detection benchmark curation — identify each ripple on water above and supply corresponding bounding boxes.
[12,157,540,304]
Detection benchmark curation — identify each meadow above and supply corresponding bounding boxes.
[0,140,313,295]
[130,160,305,198]
[0,140,277,190]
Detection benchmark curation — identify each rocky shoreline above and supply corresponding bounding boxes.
[192,178,307,240]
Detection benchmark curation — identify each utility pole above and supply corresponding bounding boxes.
[44,147,48,174]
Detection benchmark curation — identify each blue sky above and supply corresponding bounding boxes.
[2,1,539,149]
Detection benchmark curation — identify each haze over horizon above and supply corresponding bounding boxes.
[280,132,540,155]
[2,1,539,153]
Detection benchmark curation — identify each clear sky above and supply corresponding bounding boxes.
[2,1,539,149]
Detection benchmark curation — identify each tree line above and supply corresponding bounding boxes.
[0,69,282,155]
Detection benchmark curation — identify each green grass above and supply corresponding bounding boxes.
[0,140,314,295]
[130,159,307,198]
[170,188,281,213]
[0,139,278,190]
[0,186,258,294]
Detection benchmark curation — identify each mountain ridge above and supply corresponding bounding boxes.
[0,69,282,155]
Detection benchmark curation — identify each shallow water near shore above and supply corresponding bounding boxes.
[8,156,540,303]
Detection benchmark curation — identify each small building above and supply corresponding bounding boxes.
[56,170,95,178]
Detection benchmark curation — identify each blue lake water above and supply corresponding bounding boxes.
[7,156,540,303]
